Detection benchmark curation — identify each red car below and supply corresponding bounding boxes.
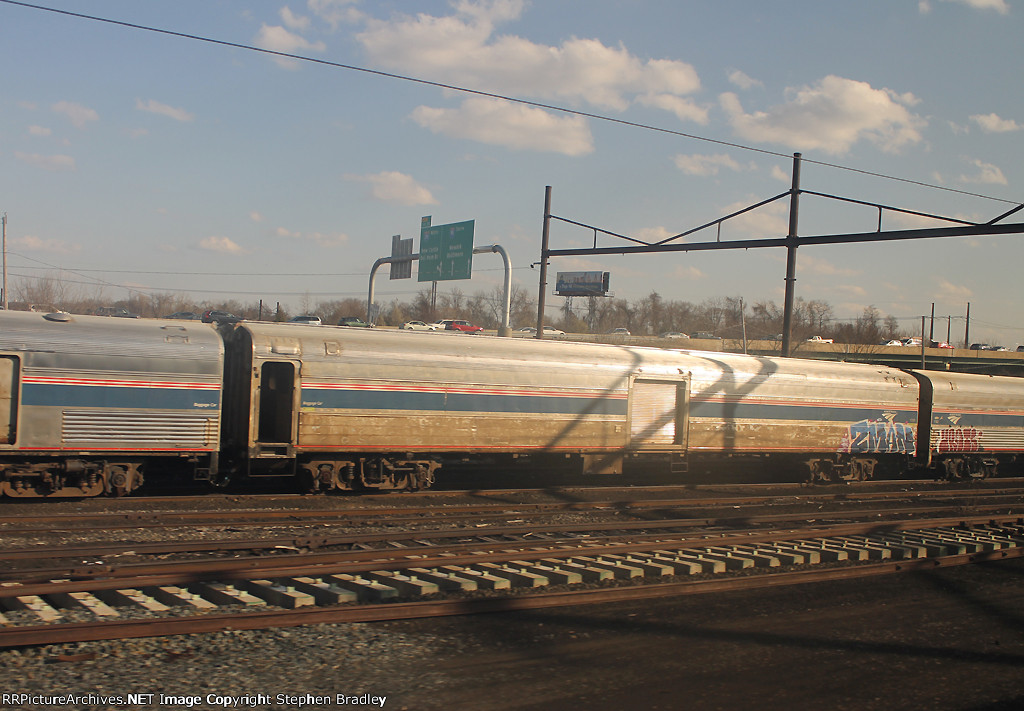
[436,319,483,333]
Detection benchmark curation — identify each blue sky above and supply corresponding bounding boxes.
[1,0,1022,344]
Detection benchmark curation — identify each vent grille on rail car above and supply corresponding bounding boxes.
[62,411,219,447]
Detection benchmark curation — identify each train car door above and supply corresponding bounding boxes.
[256,361,296,451]
[0,356,16,444]
[629,377,689,450]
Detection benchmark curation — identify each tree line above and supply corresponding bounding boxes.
[9,274,912,344]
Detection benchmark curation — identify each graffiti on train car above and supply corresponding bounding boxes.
[936,426,982,453]
[839,415,916,454]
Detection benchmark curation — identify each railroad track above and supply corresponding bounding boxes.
[2,482,1022,536]
[1,516,1022,648]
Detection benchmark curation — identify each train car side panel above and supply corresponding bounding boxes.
[681,353,919,454]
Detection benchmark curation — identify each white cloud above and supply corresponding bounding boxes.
[51,101,98,128]
[199,236,248,254]
[307,0,363,29]
[959,158,1007,185]
[12,235,80,254]
[637,93,708,124]
[254,24,326,68]
[250,211,265,222]
[674,153,752,176]
[941,0,1009,13]
[280,6,311,31]
[970,112,1022,133]
[345,171,439,206]
[356,3,701,115]
[135,99,195,122]
[412,97,594,155]
[935,278,973,301]
[28,125,51,137]
[727,69,762,90]
[14,152,75,171]
[719,198,789,238]
[720,76,926,155]
[274,226,348,246]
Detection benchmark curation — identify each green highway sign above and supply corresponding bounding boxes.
[418,219,475,282]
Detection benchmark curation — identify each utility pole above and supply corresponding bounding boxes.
[536,186,552,338]
[2,212,7,311]
[964,302,971,348]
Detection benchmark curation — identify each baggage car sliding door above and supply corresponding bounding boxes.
[629,376,689,450]
[0,356,15,444]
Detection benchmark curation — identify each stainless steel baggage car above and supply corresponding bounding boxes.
[910,370,1024,478]
[0,311,224,497]
[218,322,921,490]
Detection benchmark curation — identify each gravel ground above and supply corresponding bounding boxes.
[4,558,1024,711]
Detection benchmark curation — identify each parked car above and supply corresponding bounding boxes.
[541,326,565,335]
[338,316,372,328]
[401,320,437,331]
[436,319,483,333]
[95,306,139,318]
[164,311,201,320]
[608,328,631,335]
[969,343,990,351]
[660,332,689,339]
[691,332,722,340]
[1017,346,1024,352]
[289,315,322,325]
[807,335,834,344]
[201,310,240,324]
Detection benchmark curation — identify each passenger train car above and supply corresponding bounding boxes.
[1,310,1022,497]
[0,311,223,497]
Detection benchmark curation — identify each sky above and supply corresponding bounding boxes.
[1,0,1022,345]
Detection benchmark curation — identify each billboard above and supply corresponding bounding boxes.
[555,271,610,297]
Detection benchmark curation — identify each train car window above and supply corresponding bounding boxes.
[257,361,295,444]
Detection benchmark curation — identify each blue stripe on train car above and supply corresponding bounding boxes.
[22,383,220,410]
[300,387,627,416]
[932,412,1024,428]
[690,400,918,424]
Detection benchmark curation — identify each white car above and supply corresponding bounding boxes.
[401,320,437,331]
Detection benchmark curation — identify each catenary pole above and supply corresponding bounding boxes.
[781,154,802,357]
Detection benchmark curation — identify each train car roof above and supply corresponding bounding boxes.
[0,310,224,363]
[227,321,914,385]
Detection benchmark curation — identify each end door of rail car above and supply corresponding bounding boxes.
[0,356,16,444]
[253,360,298,461]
